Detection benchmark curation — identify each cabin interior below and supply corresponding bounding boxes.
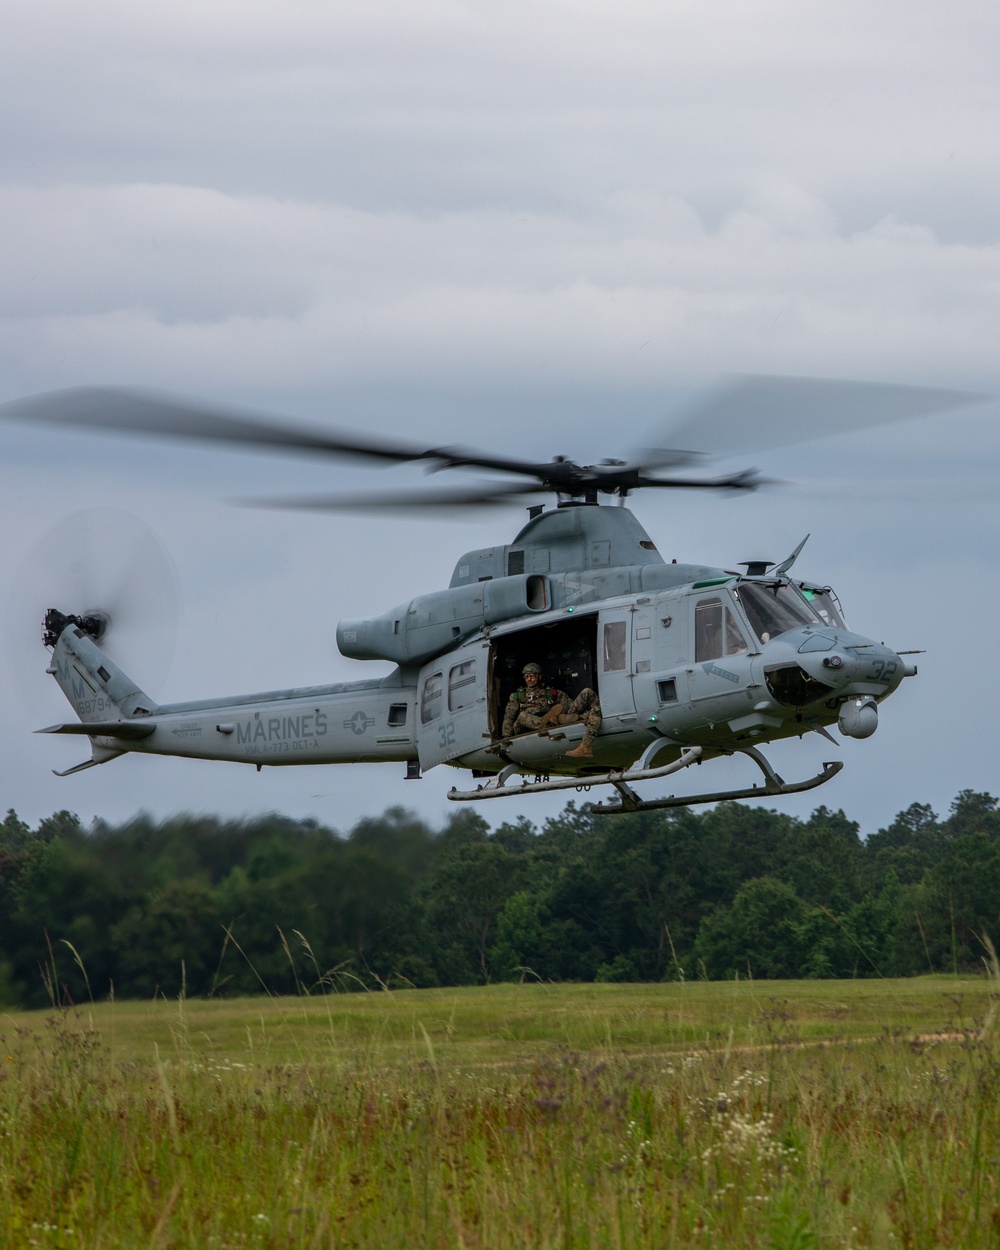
[488,614,599,736]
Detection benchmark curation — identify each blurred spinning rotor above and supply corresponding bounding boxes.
[5,508,180,715]
[0,373,987,514]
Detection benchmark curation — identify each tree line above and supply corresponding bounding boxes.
[1,790,999,1006]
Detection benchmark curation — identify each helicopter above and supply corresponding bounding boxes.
[1,375,983,815]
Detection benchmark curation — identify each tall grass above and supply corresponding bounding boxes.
[0,976,998,1247]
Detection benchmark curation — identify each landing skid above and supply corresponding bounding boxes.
[590,749,843,815]
[447,740,843,813]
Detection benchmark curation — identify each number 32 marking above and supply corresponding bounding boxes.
[870,660,897,681]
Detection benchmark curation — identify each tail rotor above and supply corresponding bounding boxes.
[5,508,180,718]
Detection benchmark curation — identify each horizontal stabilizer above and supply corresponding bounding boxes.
[37,719,157,740]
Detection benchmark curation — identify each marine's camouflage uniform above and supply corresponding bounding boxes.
[501,684,602,750]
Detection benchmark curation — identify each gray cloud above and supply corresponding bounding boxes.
[2,183,998,400]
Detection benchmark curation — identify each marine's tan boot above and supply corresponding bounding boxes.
[539,703,564,728]
[564,741,593,758]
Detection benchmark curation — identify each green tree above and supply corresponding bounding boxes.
[491,890,546,980]
[113,879,222,997]
[10,836,125,1004]
[864,802,942,887]
[424,838,525,982]
[694,877,813,979]
[917,831,1000,971]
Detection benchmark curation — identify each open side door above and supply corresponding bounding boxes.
[416,640,491,770]
[486,612,600,736]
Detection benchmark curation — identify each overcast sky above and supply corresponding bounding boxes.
[2,0,999,838]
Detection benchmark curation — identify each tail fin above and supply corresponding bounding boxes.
[40,612,156,773]
[46,612,155,721]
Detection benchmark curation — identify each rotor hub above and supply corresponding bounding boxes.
[42,608,109,648]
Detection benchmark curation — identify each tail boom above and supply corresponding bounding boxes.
[42,618,417,772]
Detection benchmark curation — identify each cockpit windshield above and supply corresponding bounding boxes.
[734,582,823,643]
[799,586,847,630]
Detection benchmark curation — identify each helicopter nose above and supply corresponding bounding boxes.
[761,629,912,730]
[809,634,910,695]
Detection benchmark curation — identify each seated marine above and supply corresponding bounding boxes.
[500,661,602,759]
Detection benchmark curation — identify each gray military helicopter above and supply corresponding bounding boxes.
[2,375,981,814]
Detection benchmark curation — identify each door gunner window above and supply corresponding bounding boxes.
[448,660,476,711]
[421,673,443,723]
[602,620,627,671]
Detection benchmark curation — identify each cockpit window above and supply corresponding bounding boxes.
[800,586,847,629]
[695,597,750,662]
[735,582,822,643]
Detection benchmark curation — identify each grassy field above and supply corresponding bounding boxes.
[1,976,998,1247]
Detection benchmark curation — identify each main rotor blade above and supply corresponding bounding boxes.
[2,387,667,488]
[0,387,479,467]
[241,469,768,514]
[1,387,707,486]
[624,449,706,472]
[5,377,985,507]
[660,374,988,459]
[634,468,772,492]
[240,481,551,512]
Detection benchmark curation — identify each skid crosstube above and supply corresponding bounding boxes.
[448,746,704,802]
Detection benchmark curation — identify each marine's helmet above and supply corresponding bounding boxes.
[522,662,542,676]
